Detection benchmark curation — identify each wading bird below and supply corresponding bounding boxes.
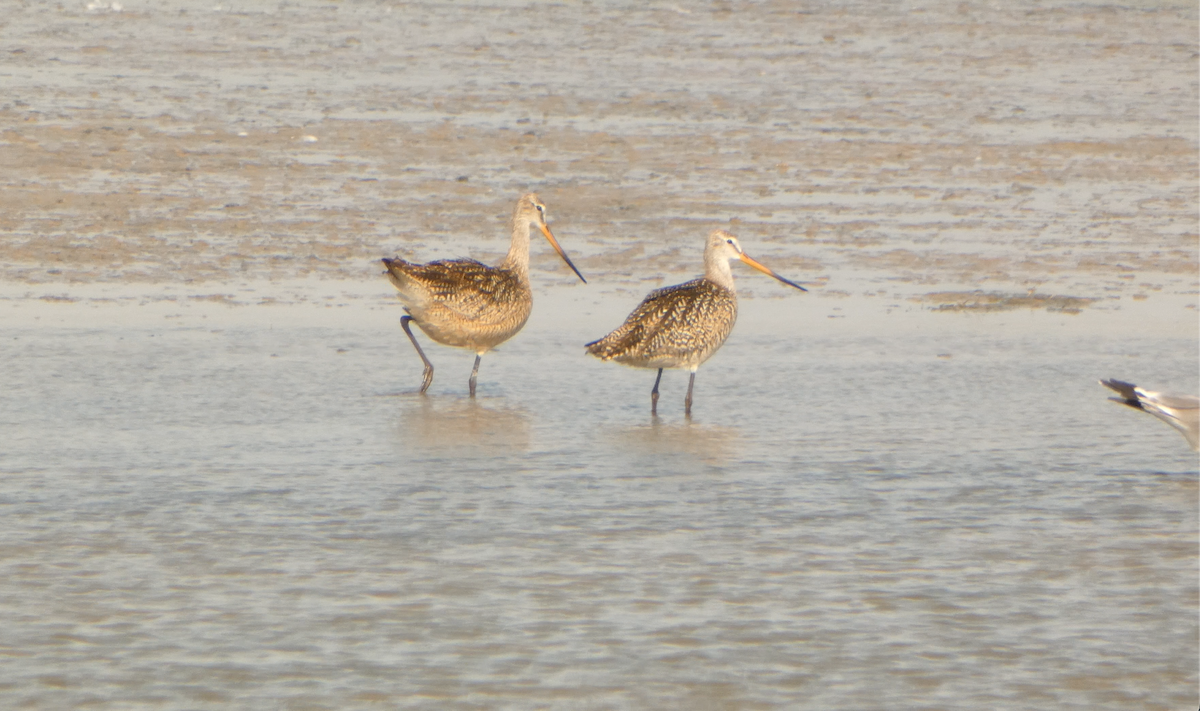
[383,193,586,396]
[586,229,806,416]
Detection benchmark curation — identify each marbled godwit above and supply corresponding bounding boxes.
[382,193,585,396]
[586,229,806,416]
[1100,379,1199,451]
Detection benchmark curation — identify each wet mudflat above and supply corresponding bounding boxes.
[1,1,1197,709]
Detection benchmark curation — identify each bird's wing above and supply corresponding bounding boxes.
[587,280,735,361]
[398,259,527,322]
[1135,388,1200,412]
[1101,378,1200,451]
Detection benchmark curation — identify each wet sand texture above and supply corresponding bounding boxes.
[1,1,1195,312]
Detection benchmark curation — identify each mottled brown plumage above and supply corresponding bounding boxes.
[383,257,532,353]
[585,278,737,371]
[383,193,585,396]
[586,230,805,416]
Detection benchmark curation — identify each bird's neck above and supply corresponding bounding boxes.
[500,216,532,279]
[705,255,737,292]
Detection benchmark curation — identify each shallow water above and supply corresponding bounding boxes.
[1,0,1197,709]
[2,295,1197,709]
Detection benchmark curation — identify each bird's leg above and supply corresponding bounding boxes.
[650,368,663,416]
[684,372,696,417]
[400,316,434,394]
[469,355,482,398]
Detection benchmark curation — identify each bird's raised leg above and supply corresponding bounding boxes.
[469,355,482,398]
[650,368,663,416]
[400,316,434,393]
[684,371,696,417]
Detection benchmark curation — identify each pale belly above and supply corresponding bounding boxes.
[409,300,532,354]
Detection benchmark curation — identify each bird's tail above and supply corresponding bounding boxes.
[382,257,418,295]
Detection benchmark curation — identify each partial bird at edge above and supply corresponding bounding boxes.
[1100,378,1200,451]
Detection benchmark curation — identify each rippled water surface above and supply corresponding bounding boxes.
[2,303,1197,709]
[1,0,1197,709]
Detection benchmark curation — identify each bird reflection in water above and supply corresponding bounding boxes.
[608,420,742,467]
[395,397,531,454]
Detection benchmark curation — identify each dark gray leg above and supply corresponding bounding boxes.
[684,371,696,417]
[400,316,434,393]
[469,355,482,398]
[650,368,663,416]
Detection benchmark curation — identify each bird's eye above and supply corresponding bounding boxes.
[726,239,735,246]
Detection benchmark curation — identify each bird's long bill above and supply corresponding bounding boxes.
[739,253,807,291]
[538,223,587,284]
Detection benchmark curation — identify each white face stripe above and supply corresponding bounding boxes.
[714,233,743,258]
